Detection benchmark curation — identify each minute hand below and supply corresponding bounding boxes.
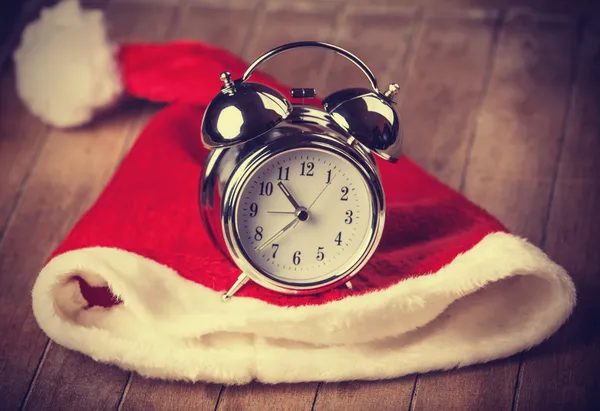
[256,217,299,252]
[308,174,336,210]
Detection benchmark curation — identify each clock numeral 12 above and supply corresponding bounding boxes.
[300,161,314,176]
[277,166,289,181]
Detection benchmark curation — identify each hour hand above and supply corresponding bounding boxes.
[277,182,302,210]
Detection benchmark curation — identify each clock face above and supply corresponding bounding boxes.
[233,147,375,286]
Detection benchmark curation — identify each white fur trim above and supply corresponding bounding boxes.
[13,0,123,128]
[32,232,576,383]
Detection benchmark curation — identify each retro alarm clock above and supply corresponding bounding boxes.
[199,41,402,300]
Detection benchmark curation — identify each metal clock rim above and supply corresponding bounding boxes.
[220,133,386,295]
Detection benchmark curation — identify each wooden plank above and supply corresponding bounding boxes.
[16,5,179,411]
[312,7,422,411]
[410,10,577,411]
[0,68,48,233]
[217,383,318,411]
[118,4,261,410]
[105,1,177,43]
[0,100,146,411]
[241,0,343,93]
[318,5,417,97]
[314,379,416,411]
[169,0,260,52]
[399,9,500,188]
[513,23,600,411]
[121,377,221,411]
[211,3,343,409]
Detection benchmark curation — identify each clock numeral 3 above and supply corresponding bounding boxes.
[340,186,349,201]
[345,210,353,224]
[293,250,302,265]
[300,161,314,176]
[316,246,325,261]
[271,243,279,258]
[259,181,273,196]
[277,166,290,181]
[335,232,342,246]
[254,226,263,241]
[249,202,258,217]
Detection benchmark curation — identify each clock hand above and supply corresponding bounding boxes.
[256,217,300,252]
[308,174,336,211]
[267,211,297,214]
[277,182,302,210]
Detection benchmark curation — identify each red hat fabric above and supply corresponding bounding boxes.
[23,1,575,383]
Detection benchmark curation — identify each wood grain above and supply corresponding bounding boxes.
[16,5,179,411]
[0,68,48,234]
[513,23,600,411]
[0,101,146,411]
[169,0,260,52]
[399,11,500,189]
[118,4,261,409]
[411,10,577,411]
[121,377,221,411]
[311,8,421,411]
[314,379,416,411]
[241,1,343,92]
[217,383,318,411]
[318,5,417,97]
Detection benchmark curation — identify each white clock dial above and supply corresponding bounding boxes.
[234,148,374,285]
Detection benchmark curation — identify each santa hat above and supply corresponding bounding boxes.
[16,0,576,384]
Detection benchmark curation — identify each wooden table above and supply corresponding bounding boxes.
[1,1,598,410]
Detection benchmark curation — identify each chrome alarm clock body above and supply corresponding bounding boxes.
[198,41,403,300]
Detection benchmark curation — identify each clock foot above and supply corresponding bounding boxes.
[345,281,353,290]
[222,273,250,301]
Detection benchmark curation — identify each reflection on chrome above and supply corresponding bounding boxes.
[216,105,244,139]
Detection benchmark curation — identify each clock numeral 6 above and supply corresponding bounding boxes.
[335,232,342,246]
[271,243,279,258]
[254,226,263,241]
[293,250,302,265]
[249,202,258,217]
[259,181,273,196]
[345,210,353,224]
[316,246,325,261]
[340,186,349,201]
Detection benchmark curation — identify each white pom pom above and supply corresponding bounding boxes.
[13,0,124,128]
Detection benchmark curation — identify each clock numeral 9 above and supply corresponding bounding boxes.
[300,161,314,176]
[249,202,258,217]
[277,166,290,181]
[293,250,302,265]
[254,226,263,241]
[335,232,342,246]
[340,186,349,201]
[271,244,279,258]
[259,181,273,196]
[316,246,325,261]
[345,210,353,224]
